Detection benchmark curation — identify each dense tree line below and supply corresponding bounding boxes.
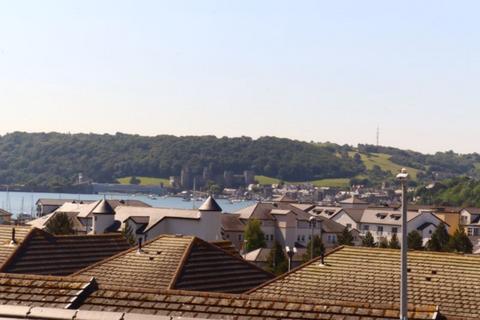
[0,132,362,188]
[0,132,478,189]
[416,177,480,207]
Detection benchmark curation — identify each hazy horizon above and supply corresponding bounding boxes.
[1,1,479,153]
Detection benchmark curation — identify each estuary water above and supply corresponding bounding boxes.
[0,191,255,217]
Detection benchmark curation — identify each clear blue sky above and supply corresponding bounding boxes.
[0,1,479,154]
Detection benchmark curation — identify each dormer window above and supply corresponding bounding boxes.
[376,213,387,219]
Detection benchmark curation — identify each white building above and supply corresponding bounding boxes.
[29,197,223,243]
[311,206,446,245]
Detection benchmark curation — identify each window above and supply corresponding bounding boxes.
[468,228,473,236]
[270,234,274,241]
[391,227,398,234]
[238,234,243,241]
[297,235,301,241]
[475,228,480,237]
[327,234,337,244]
[346,223,352,229]
[308,235,312,240]
[377,226,383,235]
[302,235,305,242]
[363,225,369,231]
[226,234,230,239]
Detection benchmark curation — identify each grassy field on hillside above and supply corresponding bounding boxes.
[348,152,419,179]
[255,175,350,188]
[117,176,171,187]
[255,175,282,185]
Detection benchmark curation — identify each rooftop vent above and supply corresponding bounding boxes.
[136,238,143,254]
[9,228,16,246]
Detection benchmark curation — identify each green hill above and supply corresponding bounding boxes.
[0,132,477,189]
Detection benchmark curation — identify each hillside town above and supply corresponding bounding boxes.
[0,178,477,319]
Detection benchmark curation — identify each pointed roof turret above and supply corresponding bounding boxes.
[198,196,222,212]
[92,199,115,215]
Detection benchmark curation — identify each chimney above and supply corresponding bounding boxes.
[9,228,16,246]
[319,252,325,266]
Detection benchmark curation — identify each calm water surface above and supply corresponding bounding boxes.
[0,191,255,217]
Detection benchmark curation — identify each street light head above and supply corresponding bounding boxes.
[293,247,297,254]
[309,216,316,222]
[396,168,409,181]
[285,246,290,253]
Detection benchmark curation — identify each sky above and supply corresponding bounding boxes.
[0,1,479,154]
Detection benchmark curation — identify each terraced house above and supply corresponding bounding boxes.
[222,196,354,251]
[311,205,446,244]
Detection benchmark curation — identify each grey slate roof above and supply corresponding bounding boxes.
[198,196,222,212]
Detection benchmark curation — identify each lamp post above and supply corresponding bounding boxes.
[309,216,317,260]
[396,168,409,320]
[285,246,297,271]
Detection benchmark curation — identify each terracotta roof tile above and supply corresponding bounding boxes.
[76,234,272,293]
[1,228,130,276]
[79,285,440,320]
[0,273,95,309]
[251,246,480,320]
[0,226,31,266]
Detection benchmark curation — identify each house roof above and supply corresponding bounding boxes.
[0,209,12,217]
[417,222,435,231]
[339,196,369,205]
[0,225,31,266]
[236,202,346,233]
[290,203,316,211]
[79,285,440,320]
[343,208,366,222]
[75,234,273,294]
[28,211,86,232]
[210,240,240,256]
[198,196,222,212]
[36,198,81,206]
[462,207,480,215]
[0,228,130,276]
[115,206,201,232]
[91,199,115,215]
[221,213,245,232]
[53,199,151,219]
[0,273,96,309]
[359,208,421,225]
[275,194,297,203]
[244,247,307,263]
[250,246,480,320]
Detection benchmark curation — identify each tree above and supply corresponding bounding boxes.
[362,231,376,247]
[244,219,266,252]
[303,235,325,263]
[378,237,389,248]
[426,222,450,252]
[266,241,288,275]
[337,227,354,245]
[129,176,141,185]
[45,212,75,235]
[407,231,424,250]
[121,224,136,246]
[448,227,473,254]
[389,233,400,249]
